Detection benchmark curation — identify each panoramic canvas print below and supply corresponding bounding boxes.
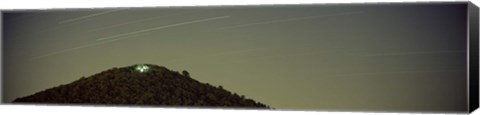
[1,2,477,113]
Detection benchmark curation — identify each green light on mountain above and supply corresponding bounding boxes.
[135,64,150,73]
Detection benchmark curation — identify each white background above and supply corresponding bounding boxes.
[0,0,478,115]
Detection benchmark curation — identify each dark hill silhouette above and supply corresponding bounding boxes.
[13,64,271,109]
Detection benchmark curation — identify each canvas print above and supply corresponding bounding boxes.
[1,2,478,113]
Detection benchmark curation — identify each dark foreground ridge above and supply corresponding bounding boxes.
[13,64,271,108]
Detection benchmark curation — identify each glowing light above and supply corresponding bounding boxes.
[135,64,150,73]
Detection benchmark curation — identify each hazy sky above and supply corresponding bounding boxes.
[2,3,469,112]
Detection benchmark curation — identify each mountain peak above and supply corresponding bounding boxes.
[13,64,271,108]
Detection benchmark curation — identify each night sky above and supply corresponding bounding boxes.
[2,3,469,112]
